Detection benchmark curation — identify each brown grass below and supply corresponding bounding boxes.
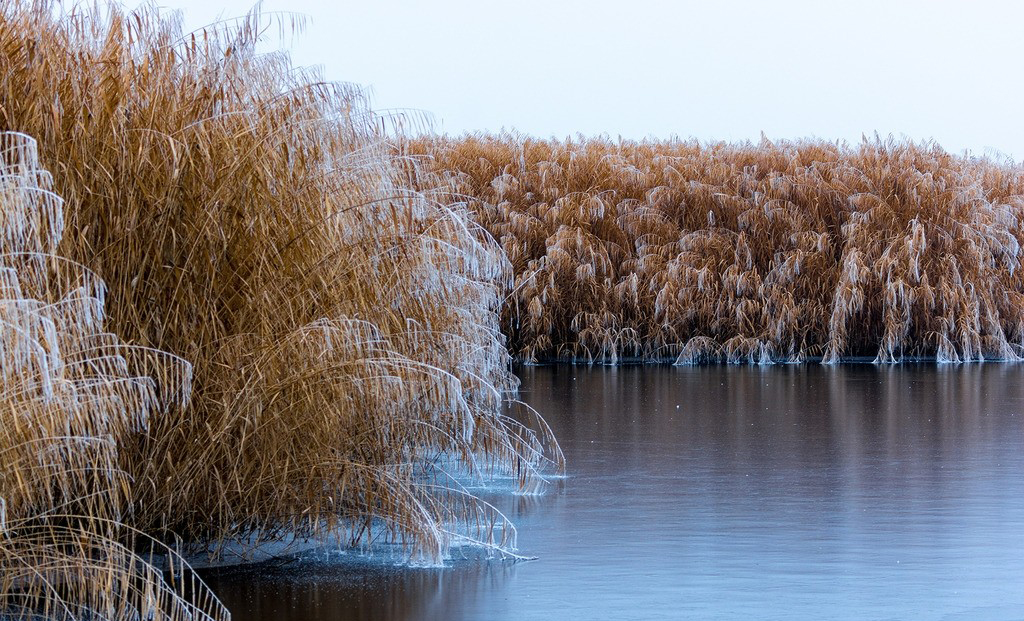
[1,131,227,620]
[411,133,1024,364]
[0,0,561,575]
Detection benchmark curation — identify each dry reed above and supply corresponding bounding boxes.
[0,0,561,572]
[412,133,1024,364]
[0,131,227,620]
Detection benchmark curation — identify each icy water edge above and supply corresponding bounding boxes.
[206,364,1024,621]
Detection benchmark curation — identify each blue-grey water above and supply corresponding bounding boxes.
[205,365,1024,620]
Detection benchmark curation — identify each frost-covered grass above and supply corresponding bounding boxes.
[0,131,228,621]
[413,133,1024,364]
[0,3,561,606]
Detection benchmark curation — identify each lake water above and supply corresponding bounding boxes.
[205,364,1024,620]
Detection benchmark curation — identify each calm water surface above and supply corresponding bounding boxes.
[206,365,1024,620]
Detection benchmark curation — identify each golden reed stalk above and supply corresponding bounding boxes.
[0,130,228,620]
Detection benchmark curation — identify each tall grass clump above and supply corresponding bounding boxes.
[0,131,228,620]
[0,2,560,564]
[413,133,1024,364]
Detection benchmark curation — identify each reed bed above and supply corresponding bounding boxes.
[0,0,561,573]
[412,133,1024,364]
[0,131,227,620]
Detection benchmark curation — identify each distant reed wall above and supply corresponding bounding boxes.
[413,134,1024,364]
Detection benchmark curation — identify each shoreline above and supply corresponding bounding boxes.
[517,355,1024,366]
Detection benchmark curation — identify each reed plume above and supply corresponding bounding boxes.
[0,0,560,567]
[412,133,1024,364]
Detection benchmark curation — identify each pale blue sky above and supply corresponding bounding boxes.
[141,0,1024,160]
